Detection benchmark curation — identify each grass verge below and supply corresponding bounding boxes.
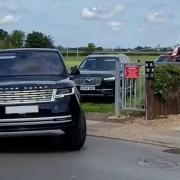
[81,102,114,113]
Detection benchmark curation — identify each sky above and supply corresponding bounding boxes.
[0,0,180,48]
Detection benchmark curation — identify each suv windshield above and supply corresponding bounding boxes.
[80,57,116,71]
[0,50,66,76]
[156,56,171,62]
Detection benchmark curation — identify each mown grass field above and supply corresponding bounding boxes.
[63,55,158,113]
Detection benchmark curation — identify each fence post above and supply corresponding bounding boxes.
[121,63,125,109]
[66,47,69,58]
[115,58,121,116]
[77,48,79,59]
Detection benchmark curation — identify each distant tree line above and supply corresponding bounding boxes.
[58,43,101,54]
[0,29,54,49]
[0,29,99,53]
[0,28,175,53]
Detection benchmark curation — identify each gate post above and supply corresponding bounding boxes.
[115,58,121,116]
[145,61,155,120]
[146,79,154,120]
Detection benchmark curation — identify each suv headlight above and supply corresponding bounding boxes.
[104,76,115,81]
[55,87,75,98]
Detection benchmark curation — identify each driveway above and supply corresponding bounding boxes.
[87,114,180,148]
[0,136,179,180]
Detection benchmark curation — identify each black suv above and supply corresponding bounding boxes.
[72,54,129,97]
[0,48,86,150]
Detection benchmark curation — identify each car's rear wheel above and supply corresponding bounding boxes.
[63,110,86,150]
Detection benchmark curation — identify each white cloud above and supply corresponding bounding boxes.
[81,4,124,20]
[108,21,124,31]
[81,8,97,20]
[111,4,124,13]
[153,2,168,9]
[92,7,97,11]
[146,11,166,24]
[0,2,27,13]
[0,15,19,25]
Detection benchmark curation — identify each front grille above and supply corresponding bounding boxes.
[0,89,53,105]
[75,77,101,86]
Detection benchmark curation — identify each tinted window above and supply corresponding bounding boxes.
[80,57,116,71]
[0,50,67,76]
[156,56,171,62]
[175,57,180,62]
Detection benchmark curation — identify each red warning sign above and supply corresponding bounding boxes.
[124,65,140,79]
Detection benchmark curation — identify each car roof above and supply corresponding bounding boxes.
[0,48,58,53]
[159,55,180,58]
[86,54,127,59]
[159,55,171,57]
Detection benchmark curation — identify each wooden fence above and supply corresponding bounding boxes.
[146,80,180,120]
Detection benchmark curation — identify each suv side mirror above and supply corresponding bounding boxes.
[70,66,80,76]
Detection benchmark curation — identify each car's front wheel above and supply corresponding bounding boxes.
[63,110,86,150]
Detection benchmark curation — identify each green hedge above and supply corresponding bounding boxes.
[154,64,180,101]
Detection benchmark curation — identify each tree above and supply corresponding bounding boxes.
[0,29,8,41]
[25,31,54,48]
[96,46,103,51]
[134,46,144,51]
[57,45,65,51]
[9,30,25,48]
[0,29,10,49]
[85,43,96,54]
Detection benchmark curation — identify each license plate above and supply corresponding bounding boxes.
[80,86,95,91]
[6,105,39,114]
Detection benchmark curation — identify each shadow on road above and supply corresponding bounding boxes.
[0,135,69,153]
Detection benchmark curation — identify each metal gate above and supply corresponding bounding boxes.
[115,55,146,116]
[121,63,146,111]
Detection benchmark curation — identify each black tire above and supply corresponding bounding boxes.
[63,110,86,150]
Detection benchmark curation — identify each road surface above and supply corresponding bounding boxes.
[0,135,179,180]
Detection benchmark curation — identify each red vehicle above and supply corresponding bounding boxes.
[172,46,180,56]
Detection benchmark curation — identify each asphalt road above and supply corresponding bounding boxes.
[0,135,180,180]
